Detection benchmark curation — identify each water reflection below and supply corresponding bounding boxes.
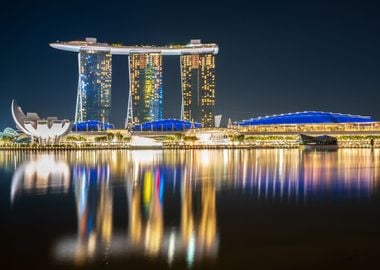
[6,149,380,267]
[52,151,217,266]
[71,163,113,264]
[11,155,70,202]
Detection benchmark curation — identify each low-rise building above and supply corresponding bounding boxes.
[11,100,72,144]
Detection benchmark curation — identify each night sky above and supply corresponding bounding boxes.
[1,0,379,129]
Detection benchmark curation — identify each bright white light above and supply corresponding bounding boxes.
[200,151,211,167]
[187,234,195,267]
[167,232,176,265]
[130,136,162,148]
[131,150,160,164]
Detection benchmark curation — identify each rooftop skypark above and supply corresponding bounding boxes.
[50,38,219,55]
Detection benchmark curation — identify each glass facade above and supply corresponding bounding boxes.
[129,53,163,124]
[181,54,215,127]
[76,49,112,124]
[52,38,219,129]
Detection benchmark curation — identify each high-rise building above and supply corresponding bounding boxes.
[128,53,163,124]
[181,53,215,127]
[75,47,112,123]
[50,38,218,128]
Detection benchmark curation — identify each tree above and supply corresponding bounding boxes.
[107,133,115,141]
[115,132,124,142]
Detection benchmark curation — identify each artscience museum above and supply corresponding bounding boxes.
[11,100,72,144]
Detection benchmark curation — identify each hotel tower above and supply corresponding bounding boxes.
[181,51,216,127]
[50,38,218,127]
[128,53,163,124]
[76,46,112,123]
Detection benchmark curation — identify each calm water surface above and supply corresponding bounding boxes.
[1,149,380,269]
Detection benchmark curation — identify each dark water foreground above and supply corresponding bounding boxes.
[1,149,380,270]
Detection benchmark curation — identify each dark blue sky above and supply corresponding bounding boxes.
[1,0,379,128]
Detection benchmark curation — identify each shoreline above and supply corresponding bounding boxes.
[0,144,378,151]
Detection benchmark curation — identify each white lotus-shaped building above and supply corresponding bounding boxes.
[11,100,72,143]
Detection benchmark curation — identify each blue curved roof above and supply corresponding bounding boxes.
[72,120,114,131]
[133,119,201,132]
[238,111,374,126]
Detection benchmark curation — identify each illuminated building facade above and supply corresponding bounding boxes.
[132,119,201,131]
[237,111,374,126]
[11,100,71,144]
[181,53,216,127]
[128,53,163,124]
[50,38,218,129]
[236,111,377,134]
[75,47,112,124]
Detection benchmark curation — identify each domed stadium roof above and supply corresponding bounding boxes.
[133,119,201,132]
[72,120,114,132]
[238,111,374,126]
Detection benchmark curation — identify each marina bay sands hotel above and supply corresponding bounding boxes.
[50,38,218,128]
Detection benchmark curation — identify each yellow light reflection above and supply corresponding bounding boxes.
[6,149,379,266]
